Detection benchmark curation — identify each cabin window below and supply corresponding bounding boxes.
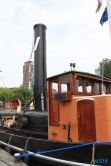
[61,76,70,92]
[101,83,106,94]
[49,79,59,126]
[108,84,111,94]
[75,77,83,92]
[94,82,99,94]
[85,79,92,93]
[52,80,58,94]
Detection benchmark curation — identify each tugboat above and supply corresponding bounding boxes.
[0,24,111,166]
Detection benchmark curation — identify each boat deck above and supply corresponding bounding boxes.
[0,109,17,116]
[0,147,27,166]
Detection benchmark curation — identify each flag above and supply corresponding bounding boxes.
[96,0,103,13]
[100,7,108,26]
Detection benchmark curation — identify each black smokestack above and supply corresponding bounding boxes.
[33,24,47,111]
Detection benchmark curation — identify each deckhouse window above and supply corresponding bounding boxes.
[75,77,83,92]
[61,76,70,92]
[108,84,111,94]
[52,80,58,94]
[94,82,99,94]
[85,79,91,93]
[101,83,106,94]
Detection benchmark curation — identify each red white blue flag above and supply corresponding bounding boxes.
[100,7,108,25]
[96,0,108,25]
[96,0,103,13]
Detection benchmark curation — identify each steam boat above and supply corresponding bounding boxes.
[0,24,111,166]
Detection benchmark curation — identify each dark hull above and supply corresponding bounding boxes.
[0,127,110,166]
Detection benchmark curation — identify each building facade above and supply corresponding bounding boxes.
[23,61,34,90]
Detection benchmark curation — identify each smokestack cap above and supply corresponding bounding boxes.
[33,23,47,30]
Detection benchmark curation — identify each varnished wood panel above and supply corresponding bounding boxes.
[77,100,96,142]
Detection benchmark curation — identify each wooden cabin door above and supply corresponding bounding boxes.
[77,100,96,142]
[49,79,60,126]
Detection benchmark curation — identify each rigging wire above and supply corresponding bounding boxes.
[29,30,34,61]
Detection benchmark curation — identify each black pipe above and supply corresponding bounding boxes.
[33,24,47,111]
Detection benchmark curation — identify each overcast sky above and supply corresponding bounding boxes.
[0,0,110,88]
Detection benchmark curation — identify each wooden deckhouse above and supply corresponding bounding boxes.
[47,71,111,143]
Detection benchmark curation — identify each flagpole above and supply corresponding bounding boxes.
[107,0,111,38]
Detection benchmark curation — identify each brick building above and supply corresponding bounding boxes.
[23,61,34,90]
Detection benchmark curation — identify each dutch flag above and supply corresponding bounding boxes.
[96,0,103,13]
[96,0,108,25]
[100,7,108,25]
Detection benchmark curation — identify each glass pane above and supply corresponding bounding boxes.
[108,84,111,94]
[61,77,70,92]
[75,77,83,92]
[86,79,91,93]
[52,80,58,94]
[94,82,99,94]
[101,84,106,94]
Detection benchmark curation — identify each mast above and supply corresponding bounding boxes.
[33,24,47,111]
[107,0,111,38]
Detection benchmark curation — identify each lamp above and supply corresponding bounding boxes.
[70,63,76,71]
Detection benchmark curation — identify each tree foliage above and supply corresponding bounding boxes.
[0,85,33,106]
[98,58,111,80]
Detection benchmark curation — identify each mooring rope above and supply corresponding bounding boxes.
[14,141,111,158]
[90,144,95,166]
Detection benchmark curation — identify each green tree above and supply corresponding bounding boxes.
[12,85,33,106]
[0,88,6,101]
[98,58,111,80]
[0,85,33,107]
[0,88,13,101]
